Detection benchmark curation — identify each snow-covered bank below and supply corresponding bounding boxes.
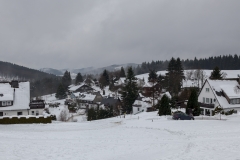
[1,112,240,160]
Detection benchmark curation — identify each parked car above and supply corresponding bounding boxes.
[172,111,194,120]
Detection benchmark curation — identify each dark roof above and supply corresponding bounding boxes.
[101,97,120,106]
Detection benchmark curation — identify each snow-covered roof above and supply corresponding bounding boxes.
[119,77,126,83]
[68,84,76,88]
[207,79,240,109]
[161,92,172,99]
[208,80,240,98]
[0,82,30,111]
[68,84,84,92]
[73,92,80,97]
[83,78,95,84]
[133,100,151,108]
[143,82,153,87]
[139,93,145,98]
[0,83,13,101]
[79,94,96,101]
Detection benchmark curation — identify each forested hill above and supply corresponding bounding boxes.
[134,54,240,74]
[0,61,57,81]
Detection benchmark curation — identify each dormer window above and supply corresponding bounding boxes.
[2,101,12,106]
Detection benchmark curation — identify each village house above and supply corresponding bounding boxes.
[115,77,126,86]
[68,84,95,93]
[100,97,122,116]
[76,93,103,109]
[0,81,44,116]
[198,78,240,116]
[142,81,161,97]
[132,94,152,115]
[83,78,95,86]
[29,100,45,115]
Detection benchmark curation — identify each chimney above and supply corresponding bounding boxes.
[10,80,19,88]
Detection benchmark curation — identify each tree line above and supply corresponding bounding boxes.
[134,54,240,74]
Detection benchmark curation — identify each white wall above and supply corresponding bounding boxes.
[133,106,142,115]
[198,81,219,108]
[1,110,29,116]
[29,109,44,116]
[1,109,44,116]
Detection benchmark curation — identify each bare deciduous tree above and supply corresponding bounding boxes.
[194,69,201,89]
[59,108,69,122]
[199,70,207,88]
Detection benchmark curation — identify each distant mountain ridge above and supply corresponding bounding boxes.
[40,68,63,76]
[40,63,139,76]
[0,61,57,81]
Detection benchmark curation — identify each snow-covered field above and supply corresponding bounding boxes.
[1,112,240,160]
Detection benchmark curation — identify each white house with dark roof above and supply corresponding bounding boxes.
[0,81,31,116]
[68,84,95,93]
[115,77,126,86]
[198,79,240,115]
[77,93,103,109]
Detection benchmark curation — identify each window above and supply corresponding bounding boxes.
[206,88,210,92]
[32,111,34,115]
[36,110,39,116]
[237,99,240,104]
[17,112,22,116]
[234,99,237,104]
[138,108,140,111]
[206,98,209,103]
[0,112,3,116]
[203,97,205,103]
[2,101,6,106]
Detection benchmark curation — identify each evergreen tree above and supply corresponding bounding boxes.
[121,67,138,113]
[165,57,184,96]
[55,84,67,99]
[62,71,72,90]
[148,69,158,82]
[186,89,201,116]
[169,97,176,109]
[99,69,110,88]
[75,73,83,84]
[120,67,126,77]
[158,95,171,116]
[210,66,223,80]
[87,107,97,121]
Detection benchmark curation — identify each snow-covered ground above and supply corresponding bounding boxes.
[1,112,240,160]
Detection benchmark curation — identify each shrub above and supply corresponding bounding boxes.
[0,116,51,124]
[225,109,236,115]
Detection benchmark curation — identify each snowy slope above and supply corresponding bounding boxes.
[1,112,240,159]
[136,69,240,88]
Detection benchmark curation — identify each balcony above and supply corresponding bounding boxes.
[198,102,214,109]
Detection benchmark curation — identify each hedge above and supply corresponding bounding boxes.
[0,116,51,124]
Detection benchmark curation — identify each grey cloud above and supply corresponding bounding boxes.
[0,0,239,69]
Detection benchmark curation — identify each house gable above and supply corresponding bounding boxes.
[198,79,219,109]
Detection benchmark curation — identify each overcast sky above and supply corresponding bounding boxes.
[0,0,239,69]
